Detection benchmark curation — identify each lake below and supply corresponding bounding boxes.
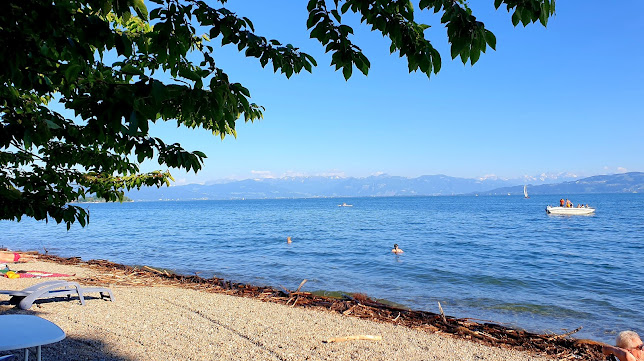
[2,193,642,343]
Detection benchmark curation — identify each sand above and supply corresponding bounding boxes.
[0,260,553,361]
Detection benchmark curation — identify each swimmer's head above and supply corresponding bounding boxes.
[393,244,399,248]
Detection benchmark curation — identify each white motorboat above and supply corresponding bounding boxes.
[546,206,595,215]
[338,203,353,207]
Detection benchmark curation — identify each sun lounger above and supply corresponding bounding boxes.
[0,280,114,310]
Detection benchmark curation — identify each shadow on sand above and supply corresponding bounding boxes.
[1,336,136,361]
[1,304,135,361]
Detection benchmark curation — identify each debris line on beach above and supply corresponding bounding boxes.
[40,254,604,360]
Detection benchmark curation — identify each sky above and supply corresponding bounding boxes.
[138,0,644,185]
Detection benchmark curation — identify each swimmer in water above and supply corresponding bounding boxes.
[287,236,292,244]
[391,244,403,254]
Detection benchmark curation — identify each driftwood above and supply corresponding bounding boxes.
[324,335,382,343]
[547,326,583,340]
[37,254,605,360]
[143,265,164,274]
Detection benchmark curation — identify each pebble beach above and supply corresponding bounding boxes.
[0,259,556,361]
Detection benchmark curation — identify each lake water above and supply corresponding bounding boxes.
[2,193,642,343]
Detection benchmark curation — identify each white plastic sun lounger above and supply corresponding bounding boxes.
[0,280,114,310]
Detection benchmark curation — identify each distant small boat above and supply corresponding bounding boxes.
[524,185,529,199]
[338,203,353,207]
[546,206,595,215]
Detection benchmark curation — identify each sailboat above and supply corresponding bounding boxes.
[524,185,529,199]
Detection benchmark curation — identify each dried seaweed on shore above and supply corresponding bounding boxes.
[39,254,606,360]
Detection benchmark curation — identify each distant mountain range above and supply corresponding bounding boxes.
[125,172,643,201]
[477,172,644,196]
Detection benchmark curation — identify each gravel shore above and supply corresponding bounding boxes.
[0,260,553,361]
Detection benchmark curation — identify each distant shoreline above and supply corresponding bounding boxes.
[125,172,644,201]
[114,192,640,203]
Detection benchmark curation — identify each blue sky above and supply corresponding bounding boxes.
[141,0,643,185]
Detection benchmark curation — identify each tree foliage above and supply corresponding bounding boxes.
[0,0,555,228]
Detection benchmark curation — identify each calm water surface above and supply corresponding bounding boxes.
[2,193,642,343]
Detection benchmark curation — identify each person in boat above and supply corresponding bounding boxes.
[566,199,573,208]
[0,251,36,263]
[391,244,404,254]
[560,198,565,207]
[602,330,644,361]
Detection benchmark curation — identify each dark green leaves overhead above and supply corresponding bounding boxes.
[309,0,554,70]
[308,0,439,78]
[0,0,305,227]
[418,0,498,66]
[495,0,556,27]
[1,0,554,228]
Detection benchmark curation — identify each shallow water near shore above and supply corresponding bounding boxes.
[2,193,643,343]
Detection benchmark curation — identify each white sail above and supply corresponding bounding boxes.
[524,185,529,198]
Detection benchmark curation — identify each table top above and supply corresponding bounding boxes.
[0,315,66,351]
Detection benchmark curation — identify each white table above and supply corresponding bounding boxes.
[0,315,66,361]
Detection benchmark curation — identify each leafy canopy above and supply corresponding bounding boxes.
[0,0,555,228]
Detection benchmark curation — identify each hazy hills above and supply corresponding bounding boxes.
[125,172,643,201]
[478,172,644,196]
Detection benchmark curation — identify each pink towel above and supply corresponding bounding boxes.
[18,271,73,278]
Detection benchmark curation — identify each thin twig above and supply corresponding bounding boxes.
[547,326,582,340]
[324,335,382,343]
[295,279,307,293]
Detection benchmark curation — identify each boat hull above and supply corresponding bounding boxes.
[546,206,595,215]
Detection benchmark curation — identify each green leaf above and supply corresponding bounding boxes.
[132,0,148,21]
[101,1,112,16]
[356,54,370,75]
[24,132,32,150]
[484,30,496,50]
[470,46,481,65]
[129,111,138,132]
[120,34,133,57]
[342,65,352,80]
[122,9,131,22]
[540,3,550,26]
[521,8,532,26]
[511,11,520,27]
[121,64,144,75]
[460,45,470,65]
[338,25,353,36]
[451,37,468,58]
[64,64,82,81]
[45,119,61,130]
[307,0,317,12]
[431,49,441,73]
[331,9,341,23]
